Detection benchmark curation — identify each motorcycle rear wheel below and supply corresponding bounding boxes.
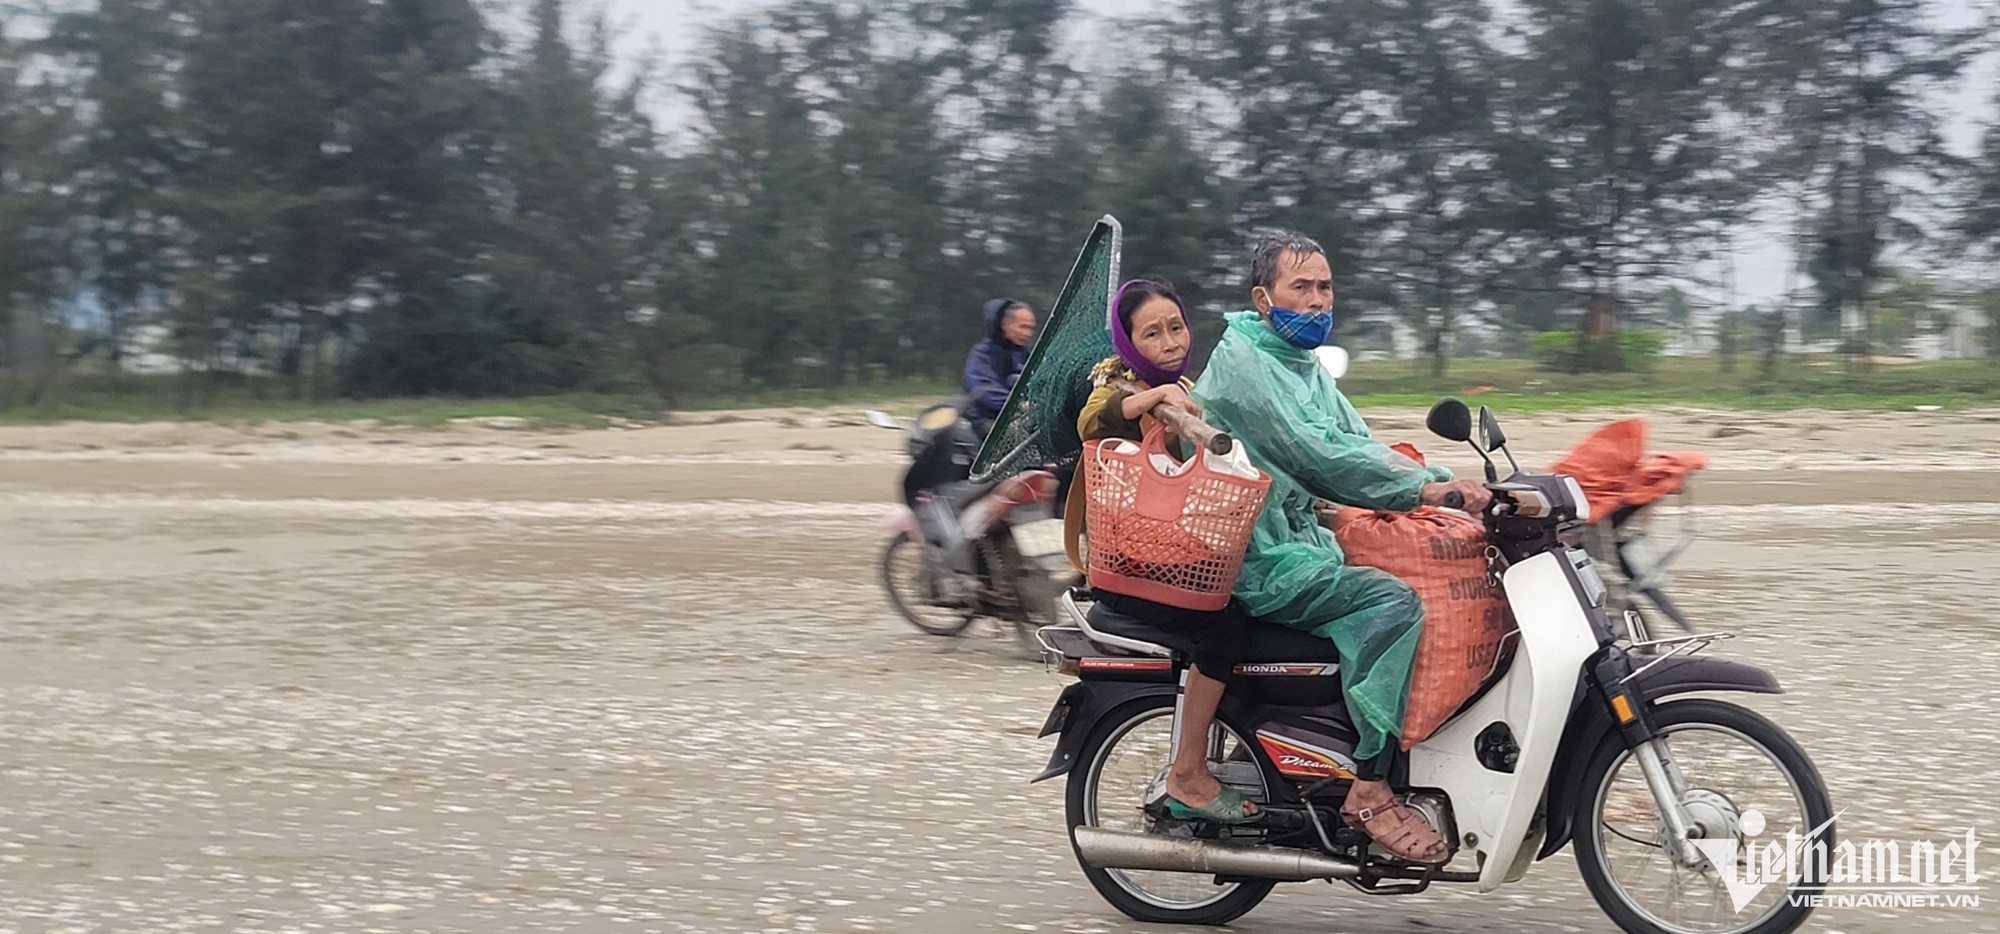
[879,536,975,637]
[1066,697,1275,926]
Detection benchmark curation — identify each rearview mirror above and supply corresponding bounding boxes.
[1478,406,1507,452]
[1312,344,1349,380]
[1426,398,1473,443]
[864,410,901,430]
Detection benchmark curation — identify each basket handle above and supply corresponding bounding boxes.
[1091,428,1199,487]
[1135,424,1197,485]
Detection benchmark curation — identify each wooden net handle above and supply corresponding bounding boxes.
[1110,378,1232,455]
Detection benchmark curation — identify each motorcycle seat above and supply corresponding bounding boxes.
[1085,602,1343,666]
[930,479,998,510]
[1240,621,1344,665]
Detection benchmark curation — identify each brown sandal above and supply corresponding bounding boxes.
[1340,799,1449,864]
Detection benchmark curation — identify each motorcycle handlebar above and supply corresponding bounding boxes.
[1109,378,1233,455]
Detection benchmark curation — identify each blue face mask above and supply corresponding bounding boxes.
[1267,306,1334,349]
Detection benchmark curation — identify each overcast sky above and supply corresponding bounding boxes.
[602,0,2000,308]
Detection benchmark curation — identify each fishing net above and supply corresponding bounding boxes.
[970,215,1120,483]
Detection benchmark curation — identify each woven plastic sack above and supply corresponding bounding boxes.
[1083,428,1271,611]
[1548,419,1708,519]
[1332,506,1516,748]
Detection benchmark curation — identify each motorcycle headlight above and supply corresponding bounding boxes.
[918,406,961,431]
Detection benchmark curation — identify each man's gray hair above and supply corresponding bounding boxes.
[1250,231,1326,291]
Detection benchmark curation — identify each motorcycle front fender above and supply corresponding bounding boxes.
[881,508,922,543]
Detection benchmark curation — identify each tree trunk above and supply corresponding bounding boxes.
[33,314,64,418]
[35,359,62,418]
[201,340,219,409]
[1843,276,1871,375]
[177,265,221,415]
[286,310,312,400]
[179,339,219,414]
[176,349,201,415]
[1584,292,1621,371]
[302,305,328,403]
[824,334,847,390]
[1431,265,1453,379]
[105,309,128,392]
[1583,292,1617,337]
[14,307,46,410]
[176,355,196,416]
[1758,310,1785,380]
[0,306,18,411]
[623,317,680,409]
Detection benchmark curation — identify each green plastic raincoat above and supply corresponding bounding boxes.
[1191,311,1453,761]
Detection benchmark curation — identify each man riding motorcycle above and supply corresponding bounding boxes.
[1191,231,1489,863]
[964,298,1036,436]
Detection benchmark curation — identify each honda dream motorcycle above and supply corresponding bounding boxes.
[1034,398,1834,934]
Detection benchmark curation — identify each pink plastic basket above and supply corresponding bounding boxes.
[1083,428,1270,611]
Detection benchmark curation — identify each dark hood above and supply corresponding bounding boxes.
[983,298,1019,345]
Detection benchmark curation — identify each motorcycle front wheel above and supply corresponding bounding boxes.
[1574,698,1833,934]
[879,536,975,637]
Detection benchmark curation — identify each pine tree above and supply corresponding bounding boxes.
[1346,0,1515,376]
[0,17,83,412]
[1091,73,1234,325]
[1509,0,1758,360]
[1745,0,1975,363]
[46,0,186,388]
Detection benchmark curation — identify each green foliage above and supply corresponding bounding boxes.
[1617,332,1666,373]
[1528,331,1582,371]
[1337,356,2000,412]
[1963,93,2000,256]
[1506,0,1757,308]
[1714,308,1753,372]
[1754,0,1974,359]
[340,279,603,397]
[5,0,1995,416]
[1529,330,1665,373]
[1980,289,2000,359]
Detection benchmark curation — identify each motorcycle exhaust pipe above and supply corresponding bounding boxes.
[1072,826,1360,882]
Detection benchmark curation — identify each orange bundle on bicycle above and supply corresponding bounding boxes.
[1082,426,1270,611]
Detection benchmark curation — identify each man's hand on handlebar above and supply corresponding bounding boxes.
[1421,479,1492,515]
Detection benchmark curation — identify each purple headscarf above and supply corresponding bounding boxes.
[1108,278,1190,388]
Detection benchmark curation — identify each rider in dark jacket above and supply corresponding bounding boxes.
[963,298,1035,435]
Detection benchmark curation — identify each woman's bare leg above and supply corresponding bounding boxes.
[1163,665,1252,813]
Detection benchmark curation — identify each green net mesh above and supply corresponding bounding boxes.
[971,215,1121,483]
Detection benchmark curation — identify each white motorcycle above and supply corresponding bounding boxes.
[1034,398,1834,934]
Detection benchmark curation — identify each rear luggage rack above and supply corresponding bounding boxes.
[1060,591,1174,658]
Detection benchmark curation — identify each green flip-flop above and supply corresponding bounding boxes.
[1163,786,1260,825]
